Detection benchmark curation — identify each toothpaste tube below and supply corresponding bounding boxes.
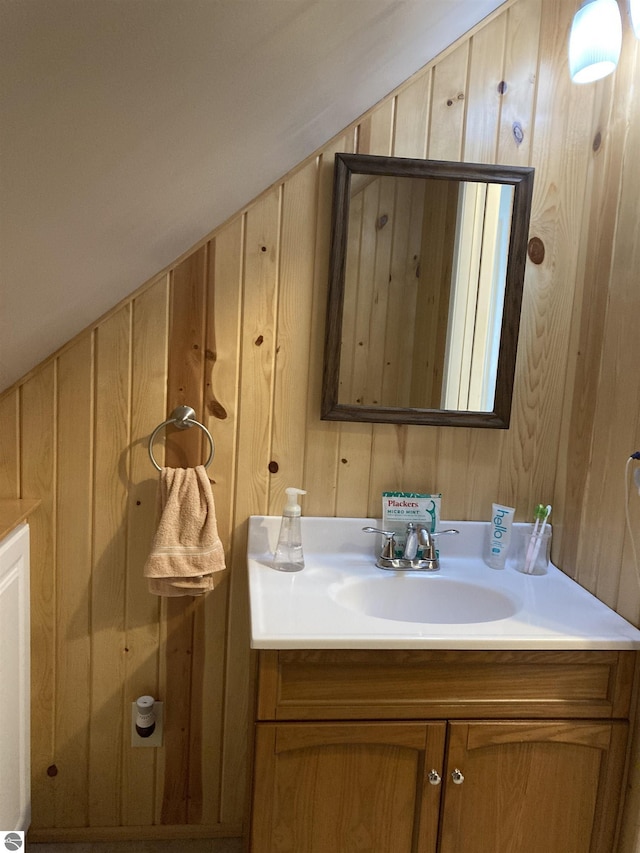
[485,502,515,569]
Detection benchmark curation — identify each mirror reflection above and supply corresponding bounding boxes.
[340,174,514,412]
[322,154,535,428]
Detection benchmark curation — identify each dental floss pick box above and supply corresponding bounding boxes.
[382,492,441,558]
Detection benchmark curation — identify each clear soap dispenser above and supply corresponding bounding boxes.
[273,487,306,572]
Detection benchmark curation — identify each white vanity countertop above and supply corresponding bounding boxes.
[247,516,640,650]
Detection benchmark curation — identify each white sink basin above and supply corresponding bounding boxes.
[332,575,519,624]
[247,516,640,650]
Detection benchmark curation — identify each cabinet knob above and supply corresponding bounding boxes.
[451,768,465,784]
[427,769,441,785]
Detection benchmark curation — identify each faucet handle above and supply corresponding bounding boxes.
[362,527,396,560]
[417,524,434,558]
[417,527,459,540]
[418,526,459,559]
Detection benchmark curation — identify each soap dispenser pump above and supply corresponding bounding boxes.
[273,487,306,572]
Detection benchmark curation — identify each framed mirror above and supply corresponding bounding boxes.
[321,153,534,428]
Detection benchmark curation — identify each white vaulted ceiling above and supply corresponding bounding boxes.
[0,0,504,391]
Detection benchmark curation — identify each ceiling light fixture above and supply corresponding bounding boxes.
[569,0,622,83]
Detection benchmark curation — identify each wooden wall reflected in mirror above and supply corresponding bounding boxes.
[321,153,535,428]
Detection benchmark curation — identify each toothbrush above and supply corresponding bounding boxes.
[523,504,545,573]
[526,504,551,574]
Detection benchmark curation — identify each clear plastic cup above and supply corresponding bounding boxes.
[507,524,551,575]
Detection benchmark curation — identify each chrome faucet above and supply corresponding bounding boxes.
[363,523,459,571]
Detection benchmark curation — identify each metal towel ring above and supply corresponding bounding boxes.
[148,405,215,472]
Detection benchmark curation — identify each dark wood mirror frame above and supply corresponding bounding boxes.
[321,153,535,428]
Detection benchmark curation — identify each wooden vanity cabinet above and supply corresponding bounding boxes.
[252,721,446,853]
[250,649,638,853]
[439,720,628,853]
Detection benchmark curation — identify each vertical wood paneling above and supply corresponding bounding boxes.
[167,249,208,465]
[184,269,211,829]
[413,181,455,409]
[303,134,355,518]
[161,601,197,826]
[187,600,205,825]
[393,72,431,159]
[270,160,319,510]
[618,381,640,624]
[348,179,393,406]
[384,416,441,507]
[334,100,396,519]
[428,42,471,519]
[566,23,640,605]
[581,64,640,610]
[383,178,423,407]
[220,188,281,824]
[338,187,363,405]
[497,0,542,166]
[21,363,57,829]
[368,76,440,507]
[333,418,373,518]
[392,80,432,419]
[199,220,243,825]
[464,14,507,164]
[5,0,640,844]
[557,29,637,581]
[369,424,431,520]
[0,390,19,497]
[436,18,508,521]
[121,278,169,825]
[376,43,469,516]
[236,190,281,513]
[358,99,394,158]
[498,0,595,524]
[595,32,640,851]
[55,335,93,828]
[484,0,542,519]
[205,221,244,543]
[343,183,370,403]
[161,249,208,825]
[89,306,131,827]
[428,43,469,162]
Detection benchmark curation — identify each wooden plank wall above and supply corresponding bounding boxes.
[341,175,426,408]
[341,175,460,410]
[2,0,640,843]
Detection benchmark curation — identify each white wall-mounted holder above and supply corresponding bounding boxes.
[131,697,163,748]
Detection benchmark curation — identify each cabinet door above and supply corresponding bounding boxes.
[439,721,628,853]
[251,721,446,853]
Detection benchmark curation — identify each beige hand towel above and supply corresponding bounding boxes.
[144,465,226,597]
